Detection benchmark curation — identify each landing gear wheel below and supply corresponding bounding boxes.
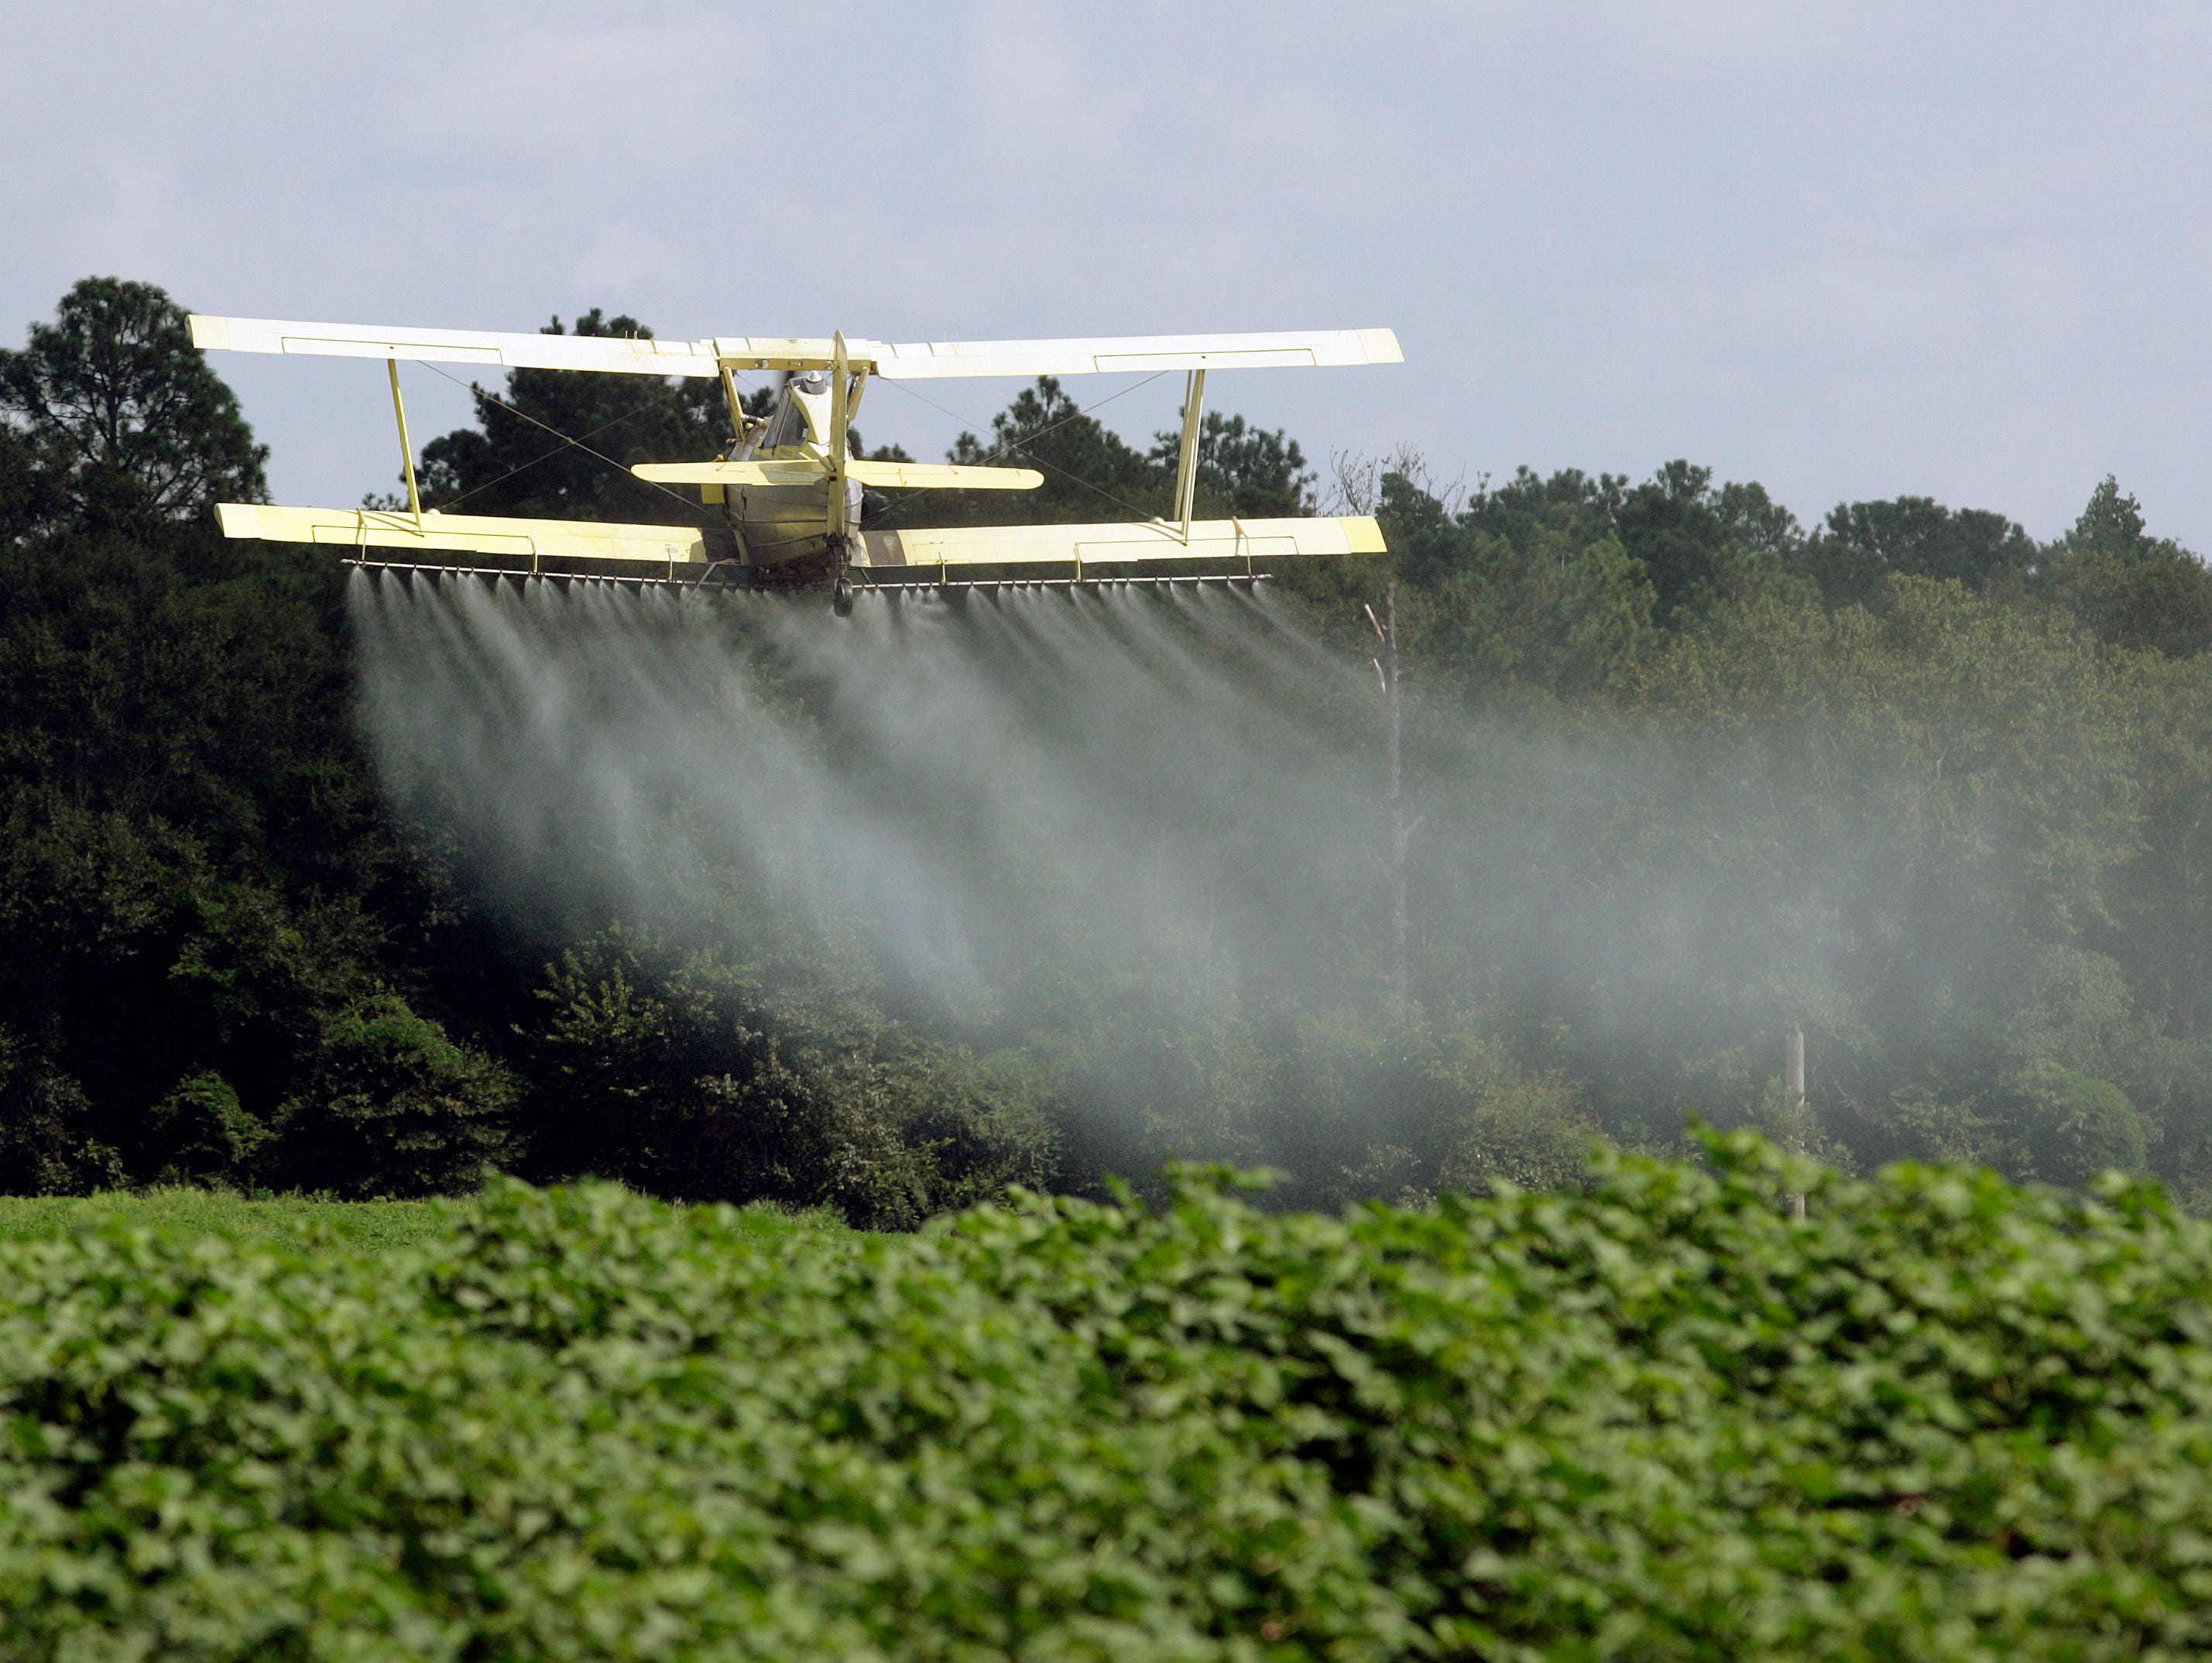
[832,577,855,617]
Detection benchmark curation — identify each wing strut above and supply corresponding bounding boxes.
[388,361,424,530]
[828,332,852,543]
[718,365,748,444]
[1171,369,1206,543]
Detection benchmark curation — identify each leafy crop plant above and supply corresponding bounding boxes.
[5,1134,2212,1659]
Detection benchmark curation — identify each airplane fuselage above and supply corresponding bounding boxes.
[716,370,863,578]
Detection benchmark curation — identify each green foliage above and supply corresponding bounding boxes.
[7,1142,2212,1658]
[1800,495,2037,609]
[2010,1061,2148,1186]
[1284,457,1810,701]
[1404,512,1655,701]
[273,993,514,1198]
[518,928,862,1205]
[2113,650,2212,1037]
[0,1027,116,1195]
[147,1070,268,1185]
[0,276,267,537]
[1432,1066,1601,1195]
[1623,580,2138,940]
[1614,458,1807,623]
[0,279,427,1196]
[516,928,1061,1227]
[1567,581,2151,1154]
[2045,476,2212,657]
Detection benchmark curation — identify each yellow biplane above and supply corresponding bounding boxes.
[190,312,1402,611]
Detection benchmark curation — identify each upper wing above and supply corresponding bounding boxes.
[192,314,1402,381]
[190,314,880,375]
[863,327,1402,380]
[188,314,730,376]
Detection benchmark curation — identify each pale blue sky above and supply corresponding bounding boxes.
[7,2,2210,545]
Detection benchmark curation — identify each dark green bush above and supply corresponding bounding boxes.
[2013,1060,2149,1185]
[516,929,1061,1227]
[272,993,514,1197]
[146,1068,266,1183]
[5,1133,2212,1659]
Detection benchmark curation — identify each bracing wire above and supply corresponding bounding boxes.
[867,371,1175,528]
[430,389,708,512]
[421,361,705,516]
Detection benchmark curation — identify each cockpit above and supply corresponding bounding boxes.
[753,369,833,453]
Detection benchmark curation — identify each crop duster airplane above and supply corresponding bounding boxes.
[190,312,1402,612]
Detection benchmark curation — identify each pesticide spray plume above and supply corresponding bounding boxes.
[351,571,1387,1008]
[349,567,2059,1199]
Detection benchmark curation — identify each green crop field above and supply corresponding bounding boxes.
[0,1188,843,1253]
[7,1135,2212,1661]
[0,1188,451,1252]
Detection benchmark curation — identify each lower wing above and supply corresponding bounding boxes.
[214,504,729,565]
[857,516,1384,567]
[214,503,1383,571]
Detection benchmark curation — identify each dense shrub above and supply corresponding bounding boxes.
[272,993,516,1197]
[146,1068,266,1184]
[514,929,1063,1228]
[2012,1060,2149,1186]
[7,1134,2212,1659]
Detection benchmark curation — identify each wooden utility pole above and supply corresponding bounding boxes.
[1785,1021,1807,1219]
[1367,585,1412,1007]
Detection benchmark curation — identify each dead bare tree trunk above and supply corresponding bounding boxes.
[1368,584,1413,1008]
[1785,1020,1807,1219]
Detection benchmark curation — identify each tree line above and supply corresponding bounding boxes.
[4,275,2210,1212]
